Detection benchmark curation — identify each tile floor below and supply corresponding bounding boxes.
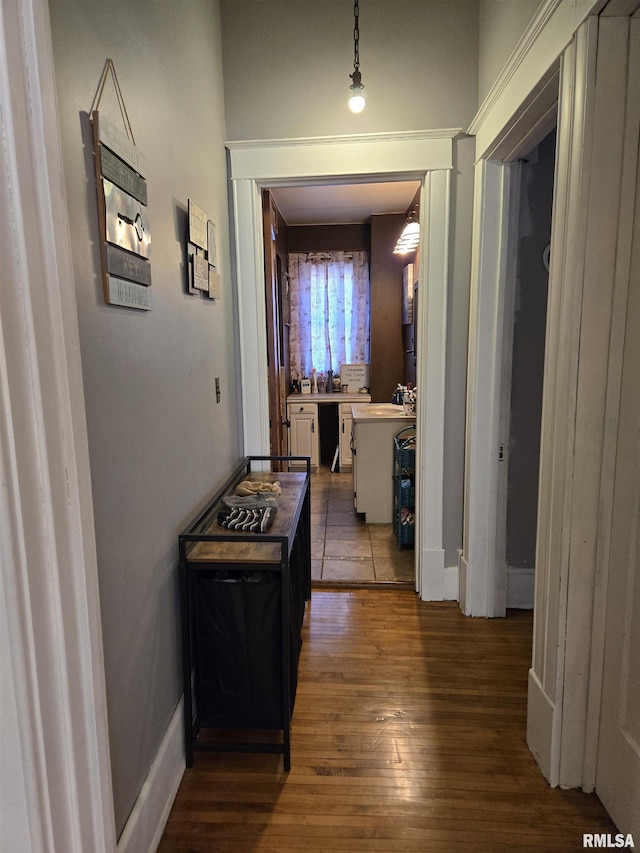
[310,467,415,587]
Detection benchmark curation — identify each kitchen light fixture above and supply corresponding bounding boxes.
[348,0,365,113]
[394,205,420,254]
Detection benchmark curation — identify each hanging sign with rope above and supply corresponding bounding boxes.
[91,59,152,310]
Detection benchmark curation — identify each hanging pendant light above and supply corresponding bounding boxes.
[394,205,421,254]
[349,0,365,113]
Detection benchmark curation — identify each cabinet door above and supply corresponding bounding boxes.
[288,407,318,470]
[339,409,353,469]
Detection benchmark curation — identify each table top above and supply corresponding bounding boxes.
[184,471,308,565]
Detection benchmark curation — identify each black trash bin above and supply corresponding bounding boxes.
[192,569,301,730]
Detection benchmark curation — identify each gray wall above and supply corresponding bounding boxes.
[220,0,479,140]
[478,0,540,104]
[49,0,242,837]
[506,130,555,568]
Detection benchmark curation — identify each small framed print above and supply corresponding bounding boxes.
[208,266,221,300]
[193,252,209,291]
[207,220,217,267]
[188,199,207,250]
[186,243,199,294]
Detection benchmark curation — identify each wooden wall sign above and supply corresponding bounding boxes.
[187,200,220,301]
[91,60,152,310]
[207,220,217,267]
[188,200,208,251]
[103,179,151,258]
[208,267,221,300]
[193,254,209,291]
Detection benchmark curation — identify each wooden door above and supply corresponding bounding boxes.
[595,156,640,839]
[262,191,289,461]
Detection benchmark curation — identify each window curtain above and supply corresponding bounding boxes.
[288,251,370,378]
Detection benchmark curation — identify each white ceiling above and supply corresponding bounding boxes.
[270,180,420,226]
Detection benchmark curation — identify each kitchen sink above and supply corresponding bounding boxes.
[354,404,406,416]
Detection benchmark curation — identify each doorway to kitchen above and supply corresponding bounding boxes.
[227,130,458,601]
[263,179,419,587]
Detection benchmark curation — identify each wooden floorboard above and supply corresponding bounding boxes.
[157,590,616,852]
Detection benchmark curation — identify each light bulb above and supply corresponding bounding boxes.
[349,68,365,113]
[349,91,366,113]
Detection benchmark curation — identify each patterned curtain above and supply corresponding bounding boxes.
[288,251,370,378]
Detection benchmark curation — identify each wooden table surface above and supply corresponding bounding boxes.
[186,471,307,565]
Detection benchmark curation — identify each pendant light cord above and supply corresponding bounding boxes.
[353,0,360,72]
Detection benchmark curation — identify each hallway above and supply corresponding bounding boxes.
[310,469,415,586]
[158,589,615,852]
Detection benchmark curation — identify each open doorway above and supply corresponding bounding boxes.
[226,131,457,602]
[263,180,420,587]
[498,129,556,610]
[263,180,420,589]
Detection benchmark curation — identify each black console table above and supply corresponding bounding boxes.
[178,456,311,771]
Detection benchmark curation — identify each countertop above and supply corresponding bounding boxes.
[351,402,417,423]
[287,392,371,403]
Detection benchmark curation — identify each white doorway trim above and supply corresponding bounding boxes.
[226,130,459,600]
[531,12,640,793]
[465,2,640,802]
[460,158,522,617]
[0,0,116,849]
[415,168,451,601]
[461,0,567,620]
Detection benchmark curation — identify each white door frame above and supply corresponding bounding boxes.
[226,131,458,600]
[1,0,116,850]
[461,0,597,617]
[459,157,525,617]
[465,0,639,795]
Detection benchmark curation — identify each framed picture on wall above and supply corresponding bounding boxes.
[207,219,217,267]
[403,263,415,324]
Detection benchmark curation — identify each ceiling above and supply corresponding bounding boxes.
[269,180,420,226]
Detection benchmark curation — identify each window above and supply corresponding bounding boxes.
[288,251,370,378]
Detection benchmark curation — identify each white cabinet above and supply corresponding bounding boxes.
[352,414,416,523]
[339,403,354,470]
[286,394,370,473]
[288,402,319,471]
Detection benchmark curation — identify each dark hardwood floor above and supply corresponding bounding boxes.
[157,590,616,852]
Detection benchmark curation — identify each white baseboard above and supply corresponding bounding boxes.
[444,563,459,601]
[527,668,556,786]
[506,566,535,609]
[117,698,185,853]
[417,546,446,600]
[458,553,468,613]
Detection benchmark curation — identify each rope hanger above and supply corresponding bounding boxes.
[90,58,136,144]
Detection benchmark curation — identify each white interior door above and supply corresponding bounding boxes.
[595,154,640,838]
